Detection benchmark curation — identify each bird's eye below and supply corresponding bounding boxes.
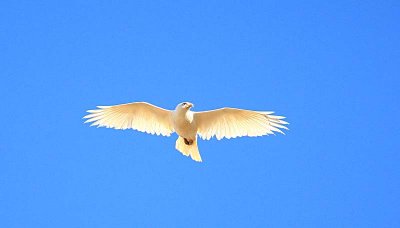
[182,102,187,106]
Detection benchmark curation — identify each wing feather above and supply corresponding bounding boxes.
[194,107,288,140]
[83,102,174,136]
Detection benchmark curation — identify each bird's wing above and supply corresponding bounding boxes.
[194,107,288,140]
[83,102,175,136]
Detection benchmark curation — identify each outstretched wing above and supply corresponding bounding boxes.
[83,102,175,136]
[194,108,288,140]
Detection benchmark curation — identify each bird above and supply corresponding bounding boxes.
[83,102,288,162]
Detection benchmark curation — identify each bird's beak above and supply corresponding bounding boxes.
[188,103,194,108]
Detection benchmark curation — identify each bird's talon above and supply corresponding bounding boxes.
[184,138,193,145]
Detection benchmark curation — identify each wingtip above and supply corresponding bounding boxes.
[96,105,110,109]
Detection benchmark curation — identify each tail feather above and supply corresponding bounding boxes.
[175,137,202,162]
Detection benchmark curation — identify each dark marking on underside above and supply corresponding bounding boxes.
[184,138,194,145]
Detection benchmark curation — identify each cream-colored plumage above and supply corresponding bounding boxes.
[84,102,288,162]
[84,102,174,136]
[195,108,288,140]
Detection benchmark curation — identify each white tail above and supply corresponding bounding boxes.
[175,136,202,162]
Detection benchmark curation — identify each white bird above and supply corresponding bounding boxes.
[83,102,288,162]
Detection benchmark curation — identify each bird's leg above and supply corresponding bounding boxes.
[184,138,194,145]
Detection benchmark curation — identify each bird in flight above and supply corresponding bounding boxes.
[83,102,288,162]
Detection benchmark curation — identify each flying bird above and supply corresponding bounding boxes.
[83,102,288,162]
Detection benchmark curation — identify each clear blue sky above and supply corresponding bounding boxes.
[1,0,399,227]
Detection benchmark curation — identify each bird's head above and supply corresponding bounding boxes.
[177,102,194,111]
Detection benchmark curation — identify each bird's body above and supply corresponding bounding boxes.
[172,105,196,142]
[84,101,288,162]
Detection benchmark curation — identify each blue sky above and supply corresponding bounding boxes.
[1,0,399,227]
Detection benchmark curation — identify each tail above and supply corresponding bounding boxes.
[175,137,202,162]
